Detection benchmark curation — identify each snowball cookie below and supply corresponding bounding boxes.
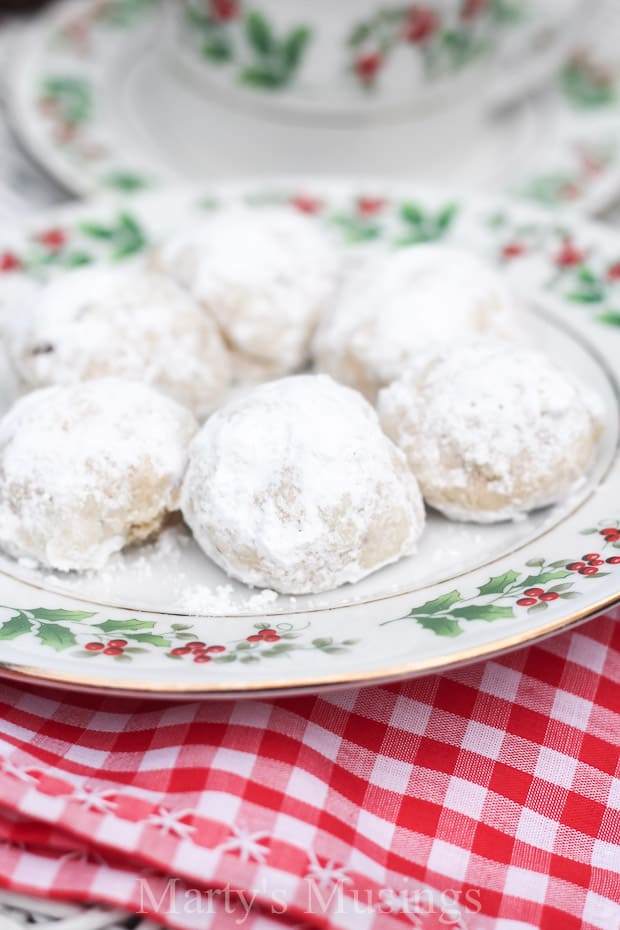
[313,244,522,400]
[378,342,603,523]
[156,206,339,379]
[5,265,232,420]
[182,374,425,594]
[0,379,198,571]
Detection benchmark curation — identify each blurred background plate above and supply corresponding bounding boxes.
[162,0,587,121]
[5,0,620,215]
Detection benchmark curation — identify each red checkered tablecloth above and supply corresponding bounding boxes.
[0,611,618,930]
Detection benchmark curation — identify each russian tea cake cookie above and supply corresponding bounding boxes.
[313,244,521,400]
[378,342,603,522]
[5,265,232,419]
[156,205,339,379]
[182,374,425,594]
[0,379,197,571]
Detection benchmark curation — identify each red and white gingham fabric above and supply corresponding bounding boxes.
[0,611,618,930]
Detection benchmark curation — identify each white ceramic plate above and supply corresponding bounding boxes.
[0,178,620,698]
[6,0,620,214]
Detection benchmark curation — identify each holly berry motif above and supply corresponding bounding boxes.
[523,142,615,210]
[209,0,239,22]
[169,640,229,663]
[501,241,527,261]
[554,239,587,268]
[0,252,21,273]
[461,0,487,20]
[186,1,312,89]
[290,195,323,215]
[490,210,620,329]
[354,52,384,86]
[348,1,509,91]
[516,588,560,607]
[561,54,617,110]
[37,229,67,251]
[357,196,386,215]
[389,534,620,637]
[403,7,438,44]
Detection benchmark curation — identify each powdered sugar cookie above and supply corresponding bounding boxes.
[4,265,232,420]
[182,374,425,594]
[156,206,339,379]
[313,244,522,400]
[378,342,603,522]
[0,379,197,571]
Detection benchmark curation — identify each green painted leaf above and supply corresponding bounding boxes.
[63,252,92,268]
[123,633,170,647]
[408,590,461,617]
[114,213,146,258]
[246,11,274,56]
[312,637,333,647]
[348,22,371,47]
[30,608,95,622]
[103,172,149,192]
[520,571,571,589]
[262,644,294,655]
[477,571,520,596]
[525,558,545,567]
[36,623,77,652]
[415,616,462,637]
[80,222,114,239]
[548,583,573,593]
[559,591,580,599]
[400,202,424,226]
[42,77,91,124]
[331,214,382,242]
[596,311,620,327]
[96,619,155,633]
[203,37,232,61]
[452,605,514,622]
[561,61,616,109]
[0,613,33,640]
[527,601,548,613]
[283,26,311,72]
[568,290,604,303]
[241,67,285,88]
[436,203,458,231]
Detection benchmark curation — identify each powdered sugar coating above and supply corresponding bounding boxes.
[4,265,232,420]
[182,374,425,594]
[156,206,340,378]
[378,342,603,522]
[313,244,523,400]
[0,379,198,571]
